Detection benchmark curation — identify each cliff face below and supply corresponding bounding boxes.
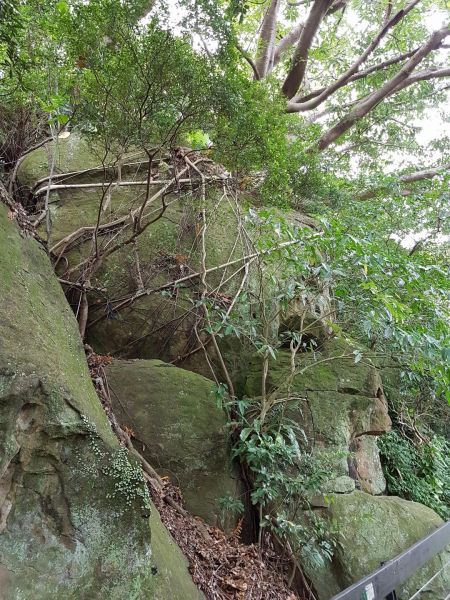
[7,137,449,599]
[0,200,202,599]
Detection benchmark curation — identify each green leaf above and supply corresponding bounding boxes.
[240,427,253,442]
[56,0,69,14]
[441,348,450,363]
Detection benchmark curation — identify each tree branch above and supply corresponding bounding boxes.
[358,161,450,199]
[289,0,422,111]
[272,22,304,69]
[282,0,334,99]
[291,48,418,106]
[267,0,347,77]
[255,0,282,79]
[390,66,450,94]
[312,25,450,151]
[236,43,261,80]
[326,0,348,16]
[87,236,315,329]
[400,161,450,184]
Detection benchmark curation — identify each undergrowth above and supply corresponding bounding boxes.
[378,430,450,520]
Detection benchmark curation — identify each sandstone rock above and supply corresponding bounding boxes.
[0,201,202,599]
[17,136,333,386]
[105,358,242,529]
[326,475,356,494]
[150,508,205,600]
[349,435,386,495]
[244,338,391,492]
[307,491,450,600]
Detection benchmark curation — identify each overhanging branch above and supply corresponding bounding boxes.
[290,48,418,108]
[312,25,450,151]
[282,0,334,99]
[358,162,450,199]
[288,0,422,111]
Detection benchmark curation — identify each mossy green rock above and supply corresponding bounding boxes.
[244,338,391,494]
[0,202,201,599]
[18,136,324,385]
[17,134,106,189]
[18,135,249,379]
[105,359,241,529]
[307,491,450,600]
[150,508,204,600]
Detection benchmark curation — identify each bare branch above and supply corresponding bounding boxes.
[282,0,334,99]
[292,48,418,106]
[33,175,226,198]
[391,66,450,94]
[254,0,282,79]
[8,135,53,194]
[400,161,450,184]
[272,22,304,69]
[326,0,348,16]
[289,0,422,110]
[312,26,450,151]
[87,236,315,330]
[236,43,261,80]
[268,0,347,76]
[358,161,450,199]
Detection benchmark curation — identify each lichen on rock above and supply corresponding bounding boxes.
[0,201,202,599]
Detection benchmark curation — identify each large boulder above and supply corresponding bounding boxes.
[17,135,329,386]
[244,338,391,495]
[0,201,202,599]
[105,358,241,529]
[19,136,249,377]
[308,491,450,600]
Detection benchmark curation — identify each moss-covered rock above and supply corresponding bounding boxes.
[150,508,205,600]
[18,135,332,386]
[105,359,241,529]
[17,134,105,189]
[18,136,251,379]
[307,491,450,600]
[244,338,391,494]
[0,202,201,599]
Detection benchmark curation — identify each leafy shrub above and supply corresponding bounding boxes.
[230,399,337,568]
[378,430,450,519]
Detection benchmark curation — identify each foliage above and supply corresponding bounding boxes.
[217,494,245,528]
[81,415,151,513]
[228,397,337,569]
[207,206,450,406]
[379,431,450,519]
[0,0,291,179]
[209,203,450,544]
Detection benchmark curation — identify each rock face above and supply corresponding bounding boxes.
[17,136,328,386]
[308,491,450,600]
[16,138,449,600]
[105,359,241,529]
[0,202,202,599]
[244,338,391,494]
[18,135,248,380]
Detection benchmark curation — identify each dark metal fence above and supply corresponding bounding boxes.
[330,521,450,600]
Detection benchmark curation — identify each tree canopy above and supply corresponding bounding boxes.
[1,0,449,404]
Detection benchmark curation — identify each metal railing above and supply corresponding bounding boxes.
[330,521,450,600]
